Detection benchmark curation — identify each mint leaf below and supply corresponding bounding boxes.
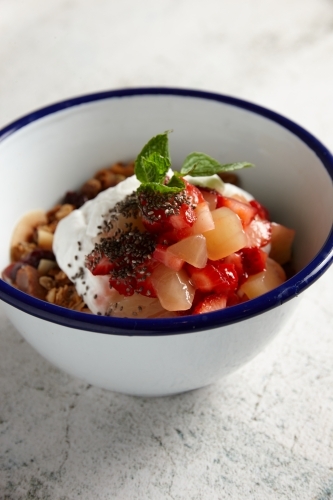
[135,132,171,183]
[166,174,185,191]
[181,152,254,177]
[137,181,183,195]
[140,152,171,183]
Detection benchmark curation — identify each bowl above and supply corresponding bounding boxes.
[0,88,332,396]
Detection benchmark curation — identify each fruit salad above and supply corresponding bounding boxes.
[3,132,295,318]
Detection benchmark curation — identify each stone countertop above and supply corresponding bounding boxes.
[1,0,332,498]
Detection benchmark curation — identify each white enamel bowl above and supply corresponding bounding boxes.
[0,88,332,396]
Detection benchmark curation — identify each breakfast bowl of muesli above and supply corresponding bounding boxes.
[0,88,332,396]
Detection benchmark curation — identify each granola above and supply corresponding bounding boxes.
[3,161,135,311]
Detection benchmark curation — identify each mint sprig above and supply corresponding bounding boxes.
[180,152,254,176]
[135,132,171,184]
[135,132,185,194]
[134,132,254,195]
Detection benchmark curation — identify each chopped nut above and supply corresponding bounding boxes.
[55,204,74,220]
[10,241,37,262]
[46,204,62,223]
[54,270,71,286]
[39,276,55,290]
[94,169,126,189]
[109,162,135,177]
[46,287,56,303]
[46,284,87,311]
[81,178,102,199]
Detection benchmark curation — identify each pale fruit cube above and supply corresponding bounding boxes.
[151,264,195,311]
[239,257,286,299]
[269,222,295,264]
[168,234,208,269]
[203,207,247,260]
[190,202,215,235]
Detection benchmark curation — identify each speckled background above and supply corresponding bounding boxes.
[1,0,333,498]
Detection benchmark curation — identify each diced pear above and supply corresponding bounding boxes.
[203,207,247,260]
[151,264,195,311]
[269,222,295,264]
[239,257,286,299]
[190,202,215,235]
[168,234,208,269]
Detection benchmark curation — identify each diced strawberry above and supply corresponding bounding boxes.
[109,275,136,296]
[186,182,206,203]
[239,247,267,276]
[200,188,218,211]
[86,227,158,297]
[87,254,114,275]
[249,199,270,220]
[152,244,184,271]
[224,252,244,281]
[186,260,238,294]
[138,179,201,234]
[220,196,257,226]
[226,292,242,307]
[193,293,227,314]
[215,193,225,209]
[169,203,196,230]
[245,218,272,248]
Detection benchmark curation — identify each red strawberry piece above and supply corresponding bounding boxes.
[215,193,225,209]
[224,252,244,281]
[249,199,270,220]
[220,196,257,226]
[245,218,272,248]
[152,244,184,271]
[186,260,238,294]
[87,253,115,276]
[137,179,201,234]
[239,247,267,276]
[193,293,227,314]
[85,227,158,297]
[185,181,205,205]
[169,203,196,231]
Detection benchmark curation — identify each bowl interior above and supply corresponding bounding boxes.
[0,91,332,291]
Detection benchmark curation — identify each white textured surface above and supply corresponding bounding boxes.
[1,0,333,498]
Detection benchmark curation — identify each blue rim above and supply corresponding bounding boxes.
[0,87,332,336]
